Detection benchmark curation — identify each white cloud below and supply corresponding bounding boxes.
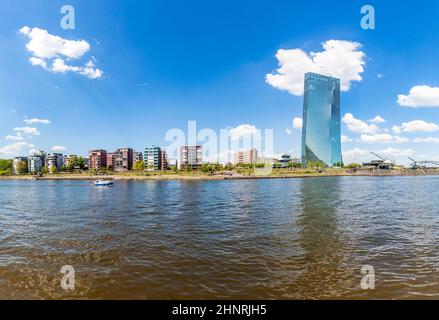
[24,118,50,125]
[19,26,89,59]
[293,117,303,129]
[229,124,259,141]
[412,137,439,143]
[266,40,365,96]
[341,135,352,143]
[19,26,103,79]
[342,113,379,134]
[380,147,415,158]
[14,127,40,136]
[360,134,409,144]
[5,133,24,141]
[29,57,47,69]
[0,141,34,156]
[343,147,414,164]
[392,120,439,133]
[369,115,386,124]
[51,145,67,151]
[397,86,439,107]
[285,128,292,135]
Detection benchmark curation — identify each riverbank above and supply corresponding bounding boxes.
[1,168,439,181]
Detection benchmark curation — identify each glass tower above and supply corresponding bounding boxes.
[301,72,342,167]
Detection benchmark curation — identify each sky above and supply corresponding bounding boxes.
[1,0,439,165]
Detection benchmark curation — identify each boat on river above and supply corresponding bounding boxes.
[94,180,114,187]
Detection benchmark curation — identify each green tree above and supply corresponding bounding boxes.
[0,159,12,174]
[17,161,28,175]
[50,166,58,174]
[133,160,145,172]
[41,167,49,175]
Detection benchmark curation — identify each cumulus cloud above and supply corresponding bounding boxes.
[19,26,103,79]
[412,137,439,143]
[266,40,366,96]
[342,113,379,134]
[392,120,439,133]
[369,116,386,124]
[343,147,414,164]
[5,133,24,141]
[229,124,259,141]
[51,145,67,151]
[14,127,40,136]
[360,134,409,144]
[293,118,303,129]
[0,141,34,156]
[397,86,439,107]
[341,135,352,143]
[24,118,50,125]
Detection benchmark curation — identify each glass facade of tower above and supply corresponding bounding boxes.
[302,72,342,167]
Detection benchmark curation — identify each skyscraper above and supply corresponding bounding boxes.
[302,72,342,167]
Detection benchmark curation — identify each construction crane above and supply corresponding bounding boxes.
[371,152,385,161]
[363,152,395,170]
[408,157,439,169]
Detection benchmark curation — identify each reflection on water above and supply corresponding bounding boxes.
[0,177,439,299]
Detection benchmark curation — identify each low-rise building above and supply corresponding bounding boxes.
[13,157,28,175]
[89,150,107,171]
[180,145,202,170]
[46,153,64,172]
[28,154,45,174]
[234,148,258,165]
[114,148,134,172]
[135,151,143,162]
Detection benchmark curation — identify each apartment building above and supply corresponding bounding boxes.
[180,145,202,170]
[114,148,134,172]
[234,148,258,165]
[88,150,107,171]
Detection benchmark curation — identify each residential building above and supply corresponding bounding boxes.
[234,148,258,165]
[46,153,64,172]
[13,157,28,174]
[107,152,115,169]
[134,151,143,162]
[302,72,342,167]
[144,146,167,171]
[180,145,202,170]
[89,150,107,171]
[114,148,134,172]
[160,150,168,170]
[28,151,45,174]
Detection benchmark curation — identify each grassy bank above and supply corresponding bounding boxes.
[1,168,439,181]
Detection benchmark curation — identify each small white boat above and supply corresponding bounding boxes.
[94,180,114,187]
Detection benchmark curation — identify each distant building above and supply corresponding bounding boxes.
[46,153,64,172]
[28,155,44,174]
[160,150,168,170]
[180,145,202,170]
[234,149,258,165]
[114,148,134,172]
[144,146,168,171]
[135,151,143,163]
[89,150,107,171]
[13,157,28,174]
[106,152,115,169]
[302,72,342,167]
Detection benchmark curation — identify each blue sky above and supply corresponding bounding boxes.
[1,0,439,164]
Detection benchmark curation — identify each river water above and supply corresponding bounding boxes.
[0,176,438,299]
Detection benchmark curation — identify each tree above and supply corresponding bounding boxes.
[50,166,58,174]
[0,159,12,175]
[41,167,49,175]
[133,160,145,172]
[17,161,28,175]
